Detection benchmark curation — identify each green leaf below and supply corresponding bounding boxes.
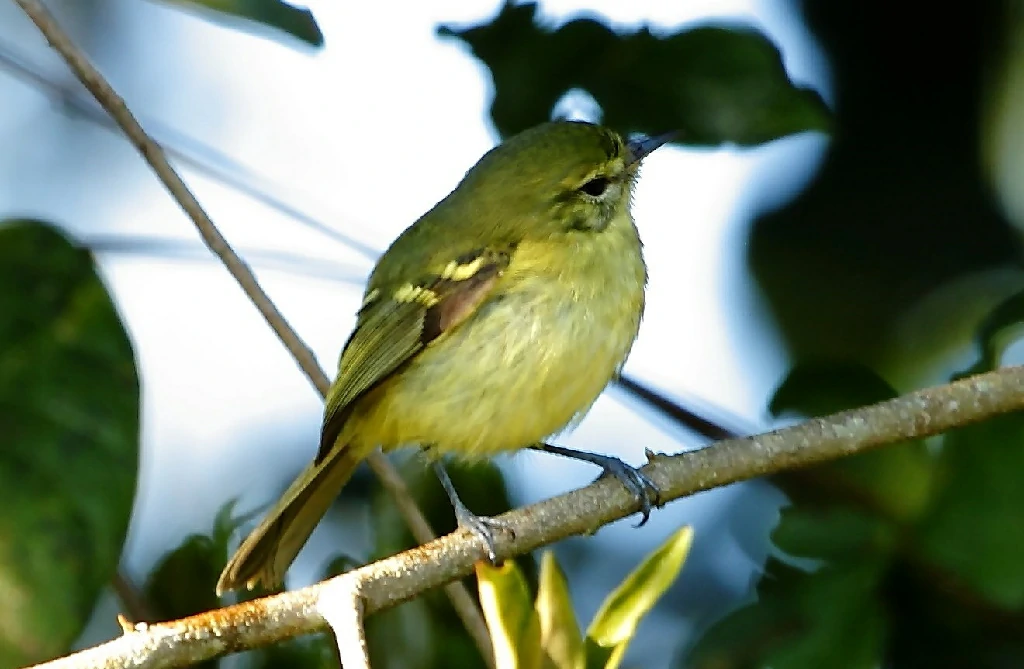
[320,553,363,580]
[143,534,223,669]
[0,220,139,665]
[769,362,899,418]
[251,636,337,669]
[158,0,324,46]
[439,2,830,145]
[145,501,243,629]
[687,557,888,669]
[584,526,692,669]
[477,560,542,669]
[917,413,1024,609]
[365,597,438,669]
[771,506,897,564]
[535,551,583,669]
[770,363,935,521]
[970,287,1024,373]
[145,535,222,621]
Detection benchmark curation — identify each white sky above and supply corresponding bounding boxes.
[0,0,831,664]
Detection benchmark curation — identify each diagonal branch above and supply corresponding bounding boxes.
[0,38,377,256]
[9,0,493,662]
[28,365,1024,668]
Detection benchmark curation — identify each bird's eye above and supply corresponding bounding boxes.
[579,176,610,197]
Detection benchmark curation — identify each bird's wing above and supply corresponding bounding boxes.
[316,247,512,461]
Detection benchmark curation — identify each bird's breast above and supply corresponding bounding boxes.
[350,227,646,458]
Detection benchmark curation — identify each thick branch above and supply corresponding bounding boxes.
[29,366,1024,669]
[10,0,492,661]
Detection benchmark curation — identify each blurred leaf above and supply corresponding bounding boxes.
[536,552,583,669]
[439,2,830,144]
[146,535,221,621]
[145,501,242,625]
[771,506,897,564]
[0,220,139,665]
[148,501,337,668]
[879,268,1024,389]
[144,535,221,669]
[478,559,542,669]
[251,636,336,669]
[917,413,1024,609]
[687,557,888,669]
[694,358,1024,667]
[366,597,440,669]
[747,2,1021,367]
[970,287,1024,373]
[769,362,898,418]
[157,0,323,46]
[320,552,363,580]
[770,363,935,521]
[585,527,693,669]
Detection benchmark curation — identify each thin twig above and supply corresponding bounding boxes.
[10,0,493,662]
[0,39,378,257]
[83,234,367,284]
[28,365,1024,668]
[112,571,155,624]
[615,373,751,440]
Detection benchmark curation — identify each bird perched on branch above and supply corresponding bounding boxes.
[217,120,675,595]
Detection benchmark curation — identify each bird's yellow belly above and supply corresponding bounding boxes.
[348,275,643,458]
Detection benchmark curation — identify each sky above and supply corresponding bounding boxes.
[0,0,832,664]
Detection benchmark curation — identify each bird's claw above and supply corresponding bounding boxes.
[454,506,514,563]
[593,456,663,527]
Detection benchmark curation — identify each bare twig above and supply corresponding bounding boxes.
[0,39,378,257]
[10,0,493,662]
[28,366,1024,668]
[83,234,367,284]
[615,373,751,440]
[112,572,154,624]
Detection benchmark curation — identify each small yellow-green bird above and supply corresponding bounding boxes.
[216,121,674,595]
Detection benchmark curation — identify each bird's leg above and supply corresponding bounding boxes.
[531,443,662,526]
[432,460,512,563]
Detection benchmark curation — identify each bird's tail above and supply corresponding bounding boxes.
[216,444,363,595]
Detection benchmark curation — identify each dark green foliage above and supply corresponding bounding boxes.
[747,0,1023,363]
[0,220,139,665]
[687,360,1024,668]
[144,503,242,624]
[439,2,830,144]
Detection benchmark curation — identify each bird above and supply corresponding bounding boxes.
[216,120,675,596]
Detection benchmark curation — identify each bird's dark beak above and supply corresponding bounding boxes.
[626,131,680,165]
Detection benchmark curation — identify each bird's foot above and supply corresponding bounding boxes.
[533,443,662,526]
[453,504,514,564]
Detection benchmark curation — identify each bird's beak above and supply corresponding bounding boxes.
[626,131,680,166]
